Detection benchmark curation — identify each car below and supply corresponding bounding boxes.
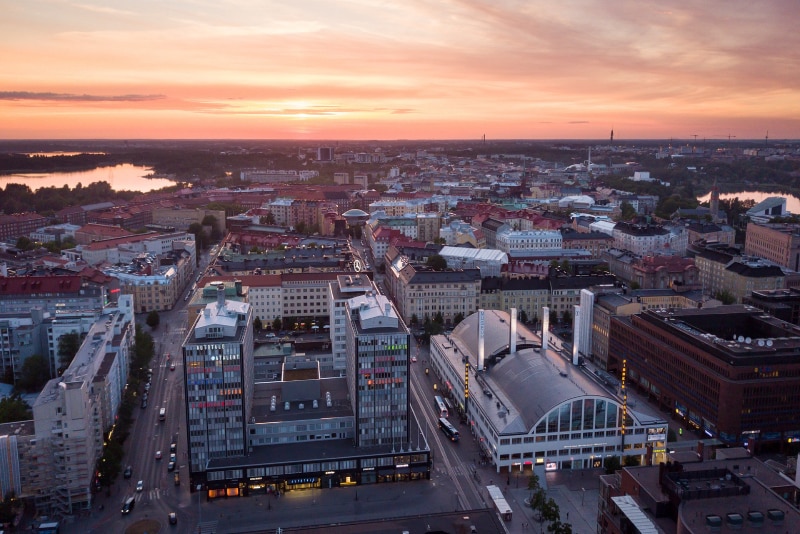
[142,392,148,402]
[170,441,177,453]
[144,382,151,391]
[140,400,147,409]
[411,356,417,363]
[169,453,177,463]
[168,512,177,525]
[265,333,276,338]
[123,465,132,479]
[170,363,176,371]
[136,480,144,492]
[167,461,176,472]
[155,450,162,460]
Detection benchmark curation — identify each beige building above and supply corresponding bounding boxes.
[151,206,226,234]
[384,257,481,324]
[416,213,441,243]
[744,222,800,271]
[722,260,785,302]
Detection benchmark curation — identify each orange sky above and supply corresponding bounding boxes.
[1,1,798,140]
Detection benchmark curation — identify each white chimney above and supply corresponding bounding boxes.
[572,305,580,365]
[542,306,549,356]
[477,309,485,371]
[217,284,226,307]
[509,307,517,354]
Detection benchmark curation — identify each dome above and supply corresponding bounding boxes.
[342,208,369,218]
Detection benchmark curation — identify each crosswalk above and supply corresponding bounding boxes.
[197,520,219,534]
[134,488,169,502]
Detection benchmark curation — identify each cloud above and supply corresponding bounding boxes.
[568,121,590,124]
[0,91,165,102]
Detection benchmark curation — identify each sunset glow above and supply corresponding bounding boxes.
[1,0,798,140]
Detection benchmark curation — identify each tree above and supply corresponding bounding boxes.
[146,310,160,329]
[549,309,558,326]
[17,354,51,392]
[410,314,419,326]
[453,312,465,326]
[202,214,222,241]
[253,317,263,331]
[0,394,32,423]
[604,455,621,474]
[715,289,736,304]
[295,221,307,235]
[620,201,637,220]
[624,455,641,467]
[188,222,209,250]
[518,309,528,324]
[273,317,283,331]
[561,310,572,326]
[262,212,276,225]
[0,492,21,526]
[426,254,448,271]
[58,331,82,372]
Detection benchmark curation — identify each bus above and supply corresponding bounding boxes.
[438,417,460,442]
[159,407,166,421]
[486,484,512,521]
[433,395,448,418]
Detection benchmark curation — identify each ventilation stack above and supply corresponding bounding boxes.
[509,307,517,354]
[572,305,580,365]
[477,309,486,371]
[542,306,550,356]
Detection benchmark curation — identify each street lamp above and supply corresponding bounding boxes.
[196,484,202,533]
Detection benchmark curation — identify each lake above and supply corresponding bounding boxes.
[0,164,177,193]
[697,191,800,215]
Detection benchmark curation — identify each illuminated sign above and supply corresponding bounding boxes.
[545,462,558,471]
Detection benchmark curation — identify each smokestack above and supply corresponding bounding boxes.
[542,306,549,357]
[217,284,226,307]
[572,305,580,365]
[509,308,517,354]
[478,309,486,371]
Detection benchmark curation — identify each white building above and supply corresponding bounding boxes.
[438,246,508,278]
[428,309,668,474]
[31,295,135,517]
[328,274,374,373]
[496,229,562,253]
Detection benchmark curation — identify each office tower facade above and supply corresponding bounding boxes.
[184,286,253,487]
[345,291,410,448]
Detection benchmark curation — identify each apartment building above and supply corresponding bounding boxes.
[0,212,48,241]
[32,295,135,517]
[385,260,481,325]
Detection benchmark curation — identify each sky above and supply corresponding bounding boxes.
[1,0,799,141]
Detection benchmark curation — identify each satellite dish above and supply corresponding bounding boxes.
[737,336,744,342]
[766,339,773,347]
[353,259,363,272]
[757,339,765,347]
[745,337,751,344]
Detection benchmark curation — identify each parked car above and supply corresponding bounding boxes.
[170,441,177,453]
[168,461,176,472]
[123,465,132,479]
[140,399,147,409]
[136,480,144,492]
[155,450,162,460]
[168,512,177,525]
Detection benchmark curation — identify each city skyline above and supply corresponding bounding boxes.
[2,1,798,141]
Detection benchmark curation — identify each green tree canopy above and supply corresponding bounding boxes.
[426,254,447,271]
[146,310,160,329]
[17,354,51,392]
[58,331,82,372]
[0,394,32,423]
[273,317,282,331]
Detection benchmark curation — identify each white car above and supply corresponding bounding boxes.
[136,480,144,492]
